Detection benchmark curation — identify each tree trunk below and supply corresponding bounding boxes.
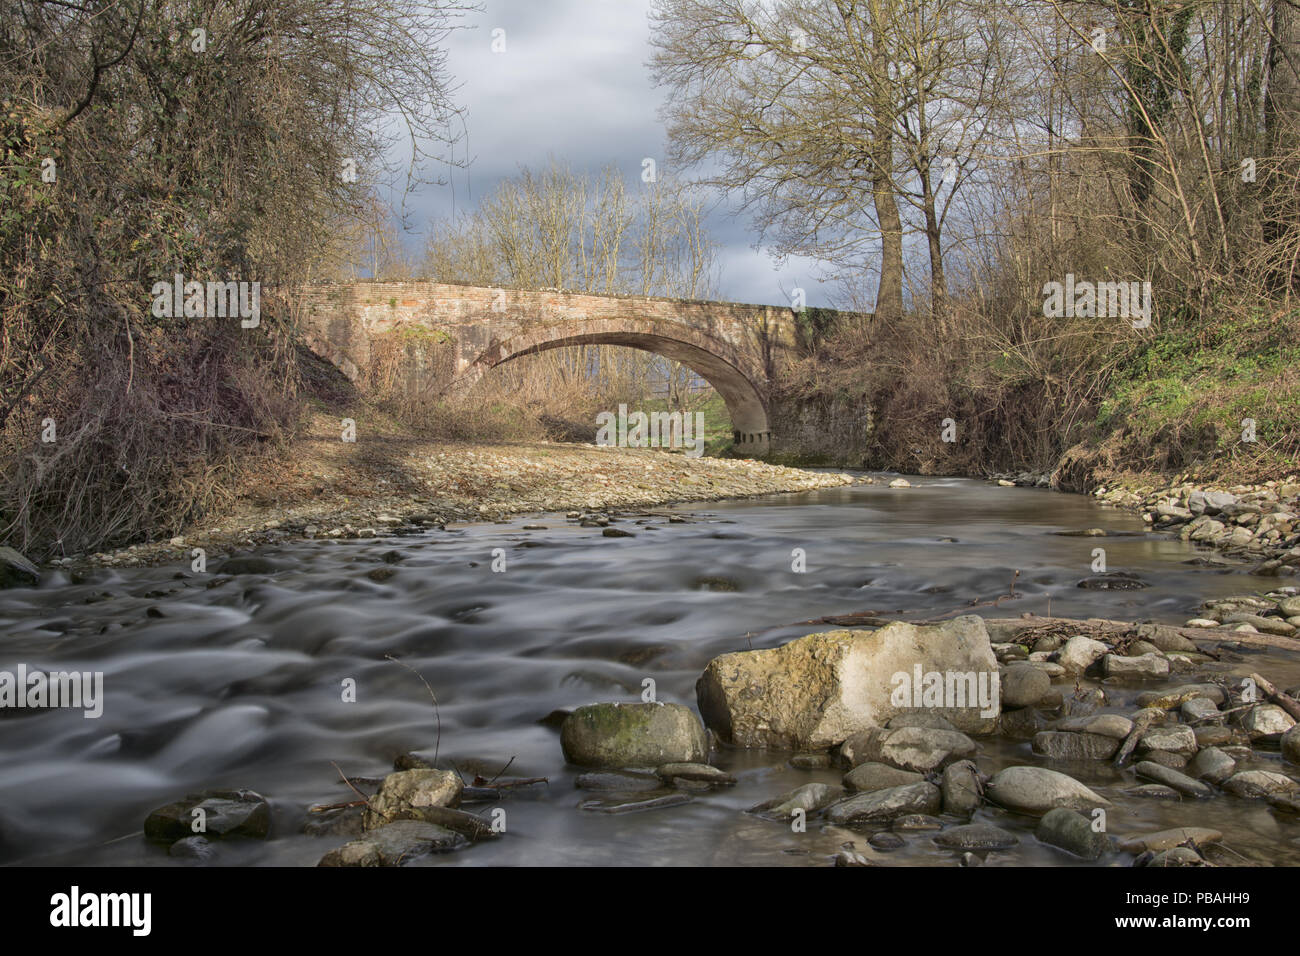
[920,157,948,329]
[1264,0,1300,291]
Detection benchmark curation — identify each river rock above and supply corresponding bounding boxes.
[1240,703,1296,739]
[1139,846,1206,867]
[580,792,692,813]
[1036,807,1109,860]
[1137,684,1226,710]
[999,707,1048,738]
[1135,624,1199,653]
[834,849,877,866]
[1103,653,1169,679]
[656,762,735,786]
[750,783,845,817]
[144,789,271,842]
[575,771,663,792]
[1139,750,1188,769]
[1001,664,1050,708]
[932,823,1019,850]
[0,547,39,588]
[1118,827,1223,854]
[318,820,466,866]
[1222,770,1300,798]
[1137,724,1197,757]
[1032,731,1120,760]
[824,781,942,825]
[985,766,1111,814]
[363,770,463,829]
[1058,714,1133,739]
[1186,747,1236,784]
[1057,636,1108,676]
[695,616,999,749]
[560,702,707,768]
[1077,573,1147,590]
[869,831,905,850]
[1181,697,1222,724]
[839,726,976,773]
[843,761,924,792]
[789,753,834,769]
[1284,724,1300,765]
[1134,761,1213,798]
[941,760,983,815]
[1223,612,1296,636]
[1194,726,1243,748]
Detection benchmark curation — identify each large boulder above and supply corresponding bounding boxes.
[560,702,707,768]
[695,616,1000,749]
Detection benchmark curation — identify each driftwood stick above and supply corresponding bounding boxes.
[309,799,369,813]
[1114,710,1157,767]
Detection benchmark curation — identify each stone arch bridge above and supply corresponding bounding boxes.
[298,281,838,457]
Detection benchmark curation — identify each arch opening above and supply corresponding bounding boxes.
[460,330,771,454]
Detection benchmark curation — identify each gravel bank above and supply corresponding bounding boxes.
[54,435,857,570]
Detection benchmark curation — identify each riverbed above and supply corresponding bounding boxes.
[3,475,1298,866]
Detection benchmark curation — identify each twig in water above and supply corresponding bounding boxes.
[486,755,516,785]
[310,799,369,813]
[385,654,442,765]
[331,761,373,809]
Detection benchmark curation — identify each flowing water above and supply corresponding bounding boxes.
[3,476,1299,866]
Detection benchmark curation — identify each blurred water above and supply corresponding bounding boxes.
[1,475,1297,866]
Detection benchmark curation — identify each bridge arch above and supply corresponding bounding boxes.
[453,317,772,453]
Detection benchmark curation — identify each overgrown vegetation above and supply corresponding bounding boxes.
[651,0,1300,484]
[0,0,470,556]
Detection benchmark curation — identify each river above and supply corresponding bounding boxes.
[3,475,1298,866]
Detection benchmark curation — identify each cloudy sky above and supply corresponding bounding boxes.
[390,0,838,307]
